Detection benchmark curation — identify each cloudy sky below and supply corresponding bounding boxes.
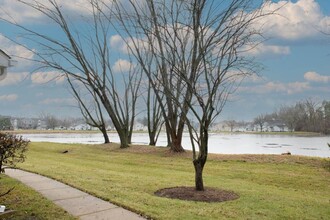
[0,0,330,121]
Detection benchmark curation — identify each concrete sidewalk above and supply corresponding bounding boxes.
[5,168,145,220]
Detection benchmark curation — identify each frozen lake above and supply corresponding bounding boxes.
[20,132,330,158]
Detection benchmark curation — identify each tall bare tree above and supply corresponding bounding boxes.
[109,0,193,152]
[3,0,141,148]
[109,0,272,190]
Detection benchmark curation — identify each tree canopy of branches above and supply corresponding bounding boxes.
[254,114,266,132]
[39,113,59,130]
[3,0,142,148]
[225,120,238,132]
[109,0,272,190]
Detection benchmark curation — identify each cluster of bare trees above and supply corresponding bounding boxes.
[253,99,330,134]
[224,120,249,132]
[109,0,271,190]
[2,0,272,191]
[278,100,330,134]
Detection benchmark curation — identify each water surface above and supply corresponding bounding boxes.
[20,132,330,158]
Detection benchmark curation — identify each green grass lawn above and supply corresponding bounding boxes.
[0,174,76,220]
[12,142,330,219]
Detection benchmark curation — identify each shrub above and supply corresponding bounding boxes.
[0,132,29,173]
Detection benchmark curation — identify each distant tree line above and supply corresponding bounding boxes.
[253,99,330,134]
[0,115,104,131]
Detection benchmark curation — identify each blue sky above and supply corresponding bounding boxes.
[0,0,330,121]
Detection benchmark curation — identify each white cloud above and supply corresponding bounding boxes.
[286,82,311,94]
[112,59,133,73]
[0,94,18,102]
[109,34,134,54]
[0,0,43,23]
[247,43,290,56]
[39,98,75,105]
[304,71,330,83]
[261,0,330,40]
[240,81,311,95]
[0,0,102,24]
[0,72,29,86]
[31,71,65,84]
[244,73,266,83]
[110,35,124,49]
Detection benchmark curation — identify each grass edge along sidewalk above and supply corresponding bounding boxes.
[0,173,76,219]
[3,168,145,220]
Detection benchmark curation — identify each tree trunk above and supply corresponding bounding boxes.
[0,159,3,173]
[165,124,172,147]
[193,158,206,191]
[193,128,208,191]
[101,127,110,144]
[117,130,129,148]
[149,132,156,146]
[170,134,185,152]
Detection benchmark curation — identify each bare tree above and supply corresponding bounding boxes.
[304,99,323,133]
[254,114,266,132]
[3,0,141,148]
[110,0,271,190]
[39,113,59,130]
[225,120,238,132]
[109,0,193,152]
[322,100,330,134]
[278,99,328,133]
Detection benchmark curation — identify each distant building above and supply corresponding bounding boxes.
[37,120,47,130]
[264,122,289,132]
[73,124,91,130]
[133,122,148,131]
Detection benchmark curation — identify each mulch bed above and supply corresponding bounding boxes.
[154,186,239,203]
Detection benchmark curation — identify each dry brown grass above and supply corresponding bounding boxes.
[99,143,330,172]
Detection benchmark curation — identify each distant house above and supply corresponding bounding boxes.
[54,126,67,130]
[266,123,289,132]
[37,120,47,130]
[0,49,15,81]
[133,122,148,131]
[73,124,91,131]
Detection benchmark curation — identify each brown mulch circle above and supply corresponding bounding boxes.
[154,186,239,203]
